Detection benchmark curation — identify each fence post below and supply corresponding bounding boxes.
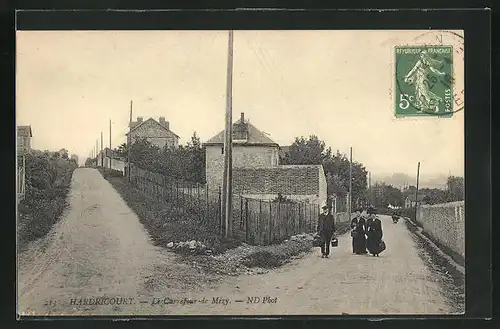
[298,203,302,233]
[269,201,273,244]
[277,201,281,241]
[205,184,209,228]
[259,199,262,245]
[218,186,222,236]
[284,203,288,238]
[176,182,179,212]
[155,176,159,201]
[309,205,312,232]
[240,195,243,230]
[245,199,250,243]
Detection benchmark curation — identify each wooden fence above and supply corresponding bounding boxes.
[17,155,26,202]
[129,166,320,246]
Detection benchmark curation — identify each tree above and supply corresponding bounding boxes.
[116,143,128,158]
[370,182,404,208]
[420,188,447,205]
[281,136,367,201]
[59,148,69,159]
[128,133,206,184]
[84,157,94,167]
[446,176,464,201]
[184,132,206,183]
[281,135,332,165]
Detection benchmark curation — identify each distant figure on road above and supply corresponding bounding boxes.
[350,208,367,255]
[366,206,384,257]
[317,205,335,258]
[392,211,400,224]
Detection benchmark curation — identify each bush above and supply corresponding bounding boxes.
[18,153,77,250]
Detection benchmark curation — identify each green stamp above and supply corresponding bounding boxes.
[395,46,454,117]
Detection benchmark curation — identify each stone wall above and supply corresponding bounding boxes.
[416,201,465,258]
[103,158,126,175]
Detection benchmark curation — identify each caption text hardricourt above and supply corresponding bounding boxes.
[45,296,279,308]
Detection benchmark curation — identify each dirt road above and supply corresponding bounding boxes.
[17,168,209,316]
[18,168,457,316]
[161,215,455,316]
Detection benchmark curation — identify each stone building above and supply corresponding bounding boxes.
[204,112,327,206]
[126,116,179,149]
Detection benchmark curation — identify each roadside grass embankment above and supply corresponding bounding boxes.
[17,154,77,251]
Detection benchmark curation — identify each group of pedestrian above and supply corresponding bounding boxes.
[316,205,385,259]
[350,206,384,257]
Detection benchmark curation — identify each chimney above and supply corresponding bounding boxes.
[137,116,143,123]
[241,112,245,123]
[159,117,169,129]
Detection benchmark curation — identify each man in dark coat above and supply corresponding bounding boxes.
[317,205,335,258]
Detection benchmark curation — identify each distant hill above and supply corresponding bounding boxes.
[372,173,448,190]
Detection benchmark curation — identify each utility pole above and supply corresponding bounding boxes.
[96,140,98,164]
[109,119,112,170]
[415,162,421,220]
[368,171,371,206]
[222,30,234,238]
[128,100,133,182]
[348,146,353,221]
[101,131,104,167]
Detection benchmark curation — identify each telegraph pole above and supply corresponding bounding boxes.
[128,100,133,182]
[368,171,372,207]
[348,147,353,221]
[96,140,98,166]
[222,30,234,237]
[101,131,104,167]
[415,162,421,220]
[109,119,112,170]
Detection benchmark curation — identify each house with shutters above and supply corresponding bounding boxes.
[126,116,180,149]
[204,113,327,206]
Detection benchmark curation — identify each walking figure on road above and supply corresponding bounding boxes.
[317,205,335,258]
[365,206,384,257]
[350,208,367,255]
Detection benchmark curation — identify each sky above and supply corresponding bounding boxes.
[16,30,464,180]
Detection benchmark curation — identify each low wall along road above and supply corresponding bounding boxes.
[416,201,465,259]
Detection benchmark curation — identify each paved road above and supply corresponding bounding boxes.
[17,168,455,316]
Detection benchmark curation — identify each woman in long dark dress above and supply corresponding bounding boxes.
[366,207,383,257]
[350,208,367,254]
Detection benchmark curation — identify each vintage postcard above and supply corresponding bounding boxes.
[16,30,465,317]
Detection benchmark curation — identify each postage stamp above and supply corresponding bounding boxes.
[395,46,454,117]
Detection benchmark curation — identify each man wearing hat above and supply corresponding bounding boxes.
[317,205,336,258]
